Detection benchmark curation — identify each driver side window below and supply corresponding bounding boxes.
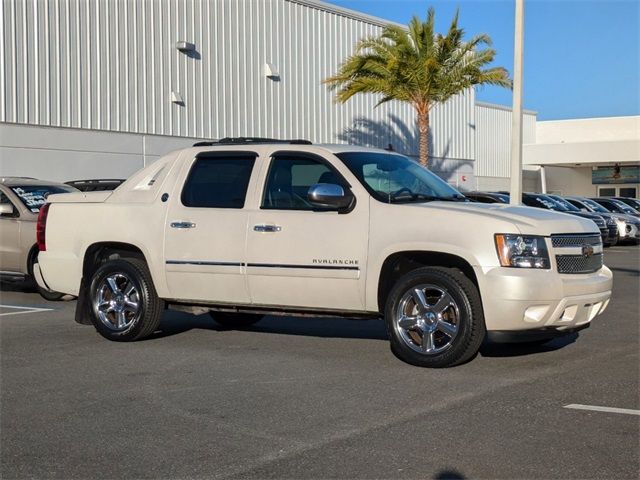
[262,156,342,210]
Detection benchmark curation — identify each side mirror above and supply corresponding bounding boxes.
[0,204,14,216]
[307,183,354,211]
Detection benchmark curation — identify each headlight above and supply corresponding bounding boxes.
[606,217,616,226]
[495,234,550,269]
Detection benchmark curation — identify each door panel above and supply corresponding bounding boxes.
[0,192,21,272]
[246,153,369,311]
[0,218,21,272]
[163,153,256,303]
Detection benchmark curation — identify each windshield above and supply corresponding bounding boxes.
[336,152,465,204]
[581,198,610,213]
[548,195,580,212]
[531,194,569,211]
[624,198,640,209]
[10,185,76,213]
[608,199,639,215]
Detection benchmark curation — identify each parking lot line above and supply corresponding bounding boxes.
[564,404,640,416]
[0,304,54,317]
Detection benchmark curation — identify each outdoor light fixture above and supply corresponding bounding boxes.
[263,63,279,79]
[176,41,196,52]
[170,91,184,106]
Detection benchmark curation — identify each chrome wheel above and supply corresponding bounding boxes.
[93,273,140,331]
[394,284,460,355]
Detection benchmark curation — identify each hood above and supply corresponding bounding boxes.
[413,201,600,236]
[567,211,601,221]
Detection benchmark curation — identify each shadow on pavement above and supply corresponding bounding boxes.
[479,332,579,358]
[434,470,466,480]
[610,267,639,277]
[0,279,37,294]
[153,311,389,341]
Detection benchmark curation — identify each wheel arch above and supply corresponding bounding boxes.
[82,241,149,279]
[75,242,157,326]
[376,250,480,314]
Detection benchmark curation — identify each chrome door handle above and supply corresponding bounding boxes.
[170,221,196,229]
[254,224,282,232]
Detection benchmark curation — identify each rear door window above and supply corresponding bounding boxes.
[181,155,256,209]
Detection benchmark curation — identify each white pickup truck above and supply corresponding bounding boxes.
[35,139,613,367]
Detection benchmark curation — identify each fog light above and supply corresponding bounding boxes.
[524,305,550,323]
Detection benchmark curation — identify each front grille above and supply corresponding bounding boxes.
[552,234,603,274]
[608,225,618,236]
[556,253,603,274]
[550,234,601,248]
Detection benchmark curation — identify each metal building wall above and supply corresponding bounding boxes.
[0,0,475,163]
[475,102,537,178]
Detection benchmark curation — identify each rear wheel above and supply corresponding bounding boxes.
[88,258,163,341]
[385,267,485,368]
[209,312,263,329]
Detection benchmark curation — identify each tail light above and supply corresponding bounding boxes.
[36,203,51,251]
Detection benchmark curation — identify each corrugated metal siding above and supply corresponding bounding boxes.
[475,102,536,177]
[0,0,475,161]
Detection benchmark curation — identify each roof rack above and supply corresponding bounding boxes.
[66,179,125,184]
[193,137,312,147]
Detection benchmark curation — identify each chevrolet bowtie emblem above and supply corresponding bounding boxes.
[581,244,594,258]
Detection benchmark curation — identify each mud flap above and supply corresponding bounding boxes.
[74,277,93,325]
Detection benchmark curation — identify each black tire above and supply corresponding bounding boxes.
[37,286,65,301]
[87,258,164,341]
[27,249,66,301]
[209,311,264,329]
[385,267,486,368]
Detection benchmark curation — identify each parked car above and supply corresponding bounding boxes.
[546,194,617,246]
[565,196,640,244]
[0,177,78,300]
[35,139,612,368]
[613,197,640,211]
[520,193,612,246]
[486,192,612,246]
[590,197,640,218]
[65,179,125,192]
[463,192,510,204]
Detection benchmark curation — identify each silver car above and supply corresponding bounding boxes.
[0,177,77,300]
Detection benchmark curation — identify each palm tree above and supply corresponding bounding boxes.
[324,8,511,167]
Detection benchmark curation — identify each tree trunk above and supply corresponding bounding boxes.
[417,104,430,167]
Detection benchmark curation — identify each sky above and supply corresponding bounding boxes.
[329,0,640,120]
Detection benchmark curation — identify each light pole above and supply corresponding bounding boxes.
[510,0,524,205]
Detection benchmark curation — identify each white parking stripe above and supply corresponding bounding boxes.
[564,404,640,416]
[0,304,54,317]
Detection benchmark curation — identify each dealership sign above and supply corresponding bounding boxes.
[592,166,640,185]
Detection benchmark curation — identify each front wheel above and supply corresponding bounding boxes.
[88,258,164,341]
[385,267,486,368]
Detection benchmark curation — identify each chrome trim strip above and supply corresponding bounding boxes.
[246,262,359,271]
[165,261,359,271]
[166,260,242,267]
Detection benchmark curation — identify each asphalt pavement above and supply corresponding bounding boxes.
[1,247,639,479]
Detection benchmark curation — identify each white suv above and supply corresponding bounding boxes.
[35,139,612,367]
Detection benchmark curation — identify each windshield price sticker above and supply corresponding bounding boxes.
[11,188,48,212]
